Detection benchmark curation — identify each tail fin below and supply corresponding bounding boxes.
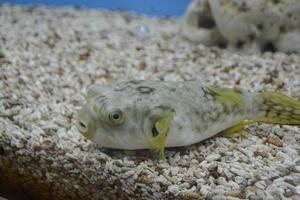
[257,92,300,125]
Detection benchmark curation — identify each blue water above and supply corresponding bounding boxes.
[0,0,191,16]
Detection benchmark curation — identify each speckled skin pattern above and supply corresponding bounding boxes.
[77,80,262,149]
[182,0,300,54]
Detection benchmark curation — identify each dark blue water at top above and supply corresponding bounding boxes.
[0,0,191,16]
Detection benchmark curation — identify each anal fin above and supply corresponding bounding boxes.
[218,120,255,137]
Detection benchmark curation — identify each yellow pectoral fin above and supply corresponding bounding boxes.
[155,111,174,135]
[150,133,166,160]
[149,112,174,160]
[218,120,255,137]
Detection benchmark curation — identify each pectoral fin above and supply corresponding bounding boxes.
[148,111,174,160]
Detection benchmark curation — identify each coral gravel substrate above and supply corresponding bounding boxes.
[0,4,300,200]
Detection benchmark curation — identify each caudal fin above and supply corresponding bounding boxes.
[257,92,300,125]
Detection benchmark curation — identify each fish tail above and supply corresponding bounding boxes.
[256,92,300,125]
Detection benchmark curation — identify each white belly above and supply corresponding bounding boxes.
[166,114,246,147]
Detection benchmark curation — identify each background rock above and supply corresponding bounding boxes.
[182,0,300,54]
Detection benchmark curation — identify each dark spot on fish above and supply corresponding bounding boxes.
[137,86,155,94]
[247,33,256,41]
[95,94,107,103]
[154,105,175,113]
[113,82,136,92]
[98,98,107,104]
[218,40,228,49]
[236,40,245,49]
[197,13,216,29]
[114,87,126,92]
[257,23,264,31]
[128,80,144,85]
[262,41,276,52]
[152,125,159,137]
[279,25,286,33]
[170,88,176,92]
[239,2,250,12]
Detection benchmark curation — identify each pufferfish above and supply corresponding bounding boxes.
[76,80,300,159]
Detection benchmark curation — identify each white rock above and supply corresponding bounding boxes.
[206,154,221,162]
[170,167,179,176]
[296,185,300,195]
[168,185,179,194]
[234,176,244,184]
[255,180,267,190]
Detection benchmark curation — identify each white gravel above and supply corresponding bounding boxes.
[0,4,300,200]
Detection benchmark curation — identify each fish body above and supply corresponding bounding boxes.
[76,80,300,158]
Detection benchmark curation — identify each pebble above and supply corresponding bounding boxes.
[168,185,179,195]
[170,167,179,176]
[255,181,267,190]
[205,154,221,162]
[234,176,244,184]
[138,25,150,40]
[296,185,300,195]
[267,135,283,147]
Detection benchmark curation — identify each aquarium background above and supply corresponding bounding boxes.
[0,0,192,16]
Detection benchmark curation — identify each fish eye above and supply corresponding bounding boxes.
[112,113,120,120]
[108,109,124,125]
